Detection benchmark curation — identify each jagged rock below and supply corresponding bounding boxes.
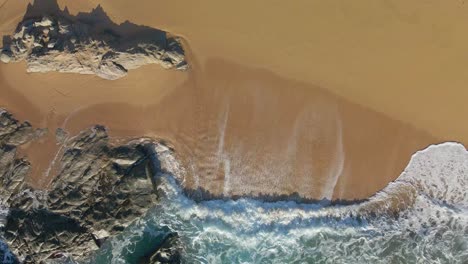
[0,111,43,264]
[54,128,68,144]
[0,110,47,147]
[139,233,181,264]
[0,110,46,207]
[46,126,159,244]
[0,109,180,263]
[96,58,128,80]
[4,209,95,262]
[0,3,188,80]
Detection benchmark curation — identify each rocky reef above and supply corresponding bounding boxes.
[0,110,180,263]
[0,1,187,80]
[0,110,47,208]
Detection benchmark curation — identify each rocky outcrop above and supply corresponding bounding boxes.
[0,110,46,264]
[139,233,181,264]
[0,2,187,80]
[0,109,180,263]
[0,110,47,210]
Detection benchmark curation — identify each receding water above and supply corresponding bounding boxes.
[90,143,468,264]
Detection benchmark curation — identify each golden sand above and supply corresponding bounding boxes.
[1,0,466,201]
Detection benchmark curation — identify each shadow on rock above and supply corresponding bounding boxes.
[0,0,187,80]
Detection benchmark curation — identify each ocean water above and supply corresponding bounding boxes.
[90,143,468,264]
[0,206,16,264]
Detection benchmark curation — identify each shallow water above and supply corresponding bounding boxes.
[91,143,468,264]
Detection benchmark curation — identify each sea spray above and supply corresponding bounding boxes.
[91,142,468,263]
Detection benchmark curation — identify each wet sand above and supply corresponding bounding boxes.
[1,0,466,201]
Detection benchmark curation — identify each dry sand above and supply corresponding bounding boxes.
[1,0,466,201]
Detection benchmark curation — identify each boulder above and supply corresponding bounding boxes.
[0,50,12,63]
[0,3,188,80]
[0,110,180,263]
[139,233,181,264]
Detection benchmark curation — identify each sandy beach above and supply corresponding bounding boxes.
[1,0,467,201]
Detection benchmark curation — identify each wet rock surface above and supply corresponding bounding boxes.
[0,110,46,209]
[0,1,187,80]
[0,110,42,264]
[0,110,180,263]
[139,233,181,264]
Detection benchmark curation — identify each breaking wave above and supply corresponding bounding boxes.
[91,143,467,263]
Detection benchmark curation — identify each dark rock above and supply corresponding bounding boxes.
[54,128,68,144]
[0,110,180,263]
[0,110,46,146]
[0,110,45,208]
[46,126,159,248]
[139,233,181,264]
[0,110,45,264]
[4,209,93,262]
[0,2,187,80]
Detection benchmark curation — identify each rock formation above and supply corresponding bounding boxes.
[0,110,180,263]
[0,2,187,80]
[138,233,181,264]
[0,110,47,208]
[0,110,47,264]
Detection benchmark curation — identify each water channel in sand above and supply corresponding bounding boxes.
[1,0,468,201]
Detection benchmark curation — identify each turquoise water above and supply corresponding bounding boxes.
[91,143,468,264]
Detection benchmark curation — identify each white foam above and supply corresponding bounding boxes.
[0,205,8,229]
[222,158,231,197]
[321,116,345,200]
[92,142,468,263]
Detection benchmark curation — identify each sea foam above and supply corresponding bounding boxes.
[61,143,468,263]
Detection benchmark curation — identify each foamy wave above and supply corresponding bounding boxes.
[87,143,468,263]
[360,142,468,215]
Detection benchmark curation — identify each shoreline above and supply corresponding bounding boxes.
[0,57,439,201]
[1,106,466,263]
[1,0,465,201]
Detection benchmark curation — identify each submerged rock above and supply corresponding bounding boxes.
[139,233,181,264]
[0,110,179,263]
[0,5,187,80]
